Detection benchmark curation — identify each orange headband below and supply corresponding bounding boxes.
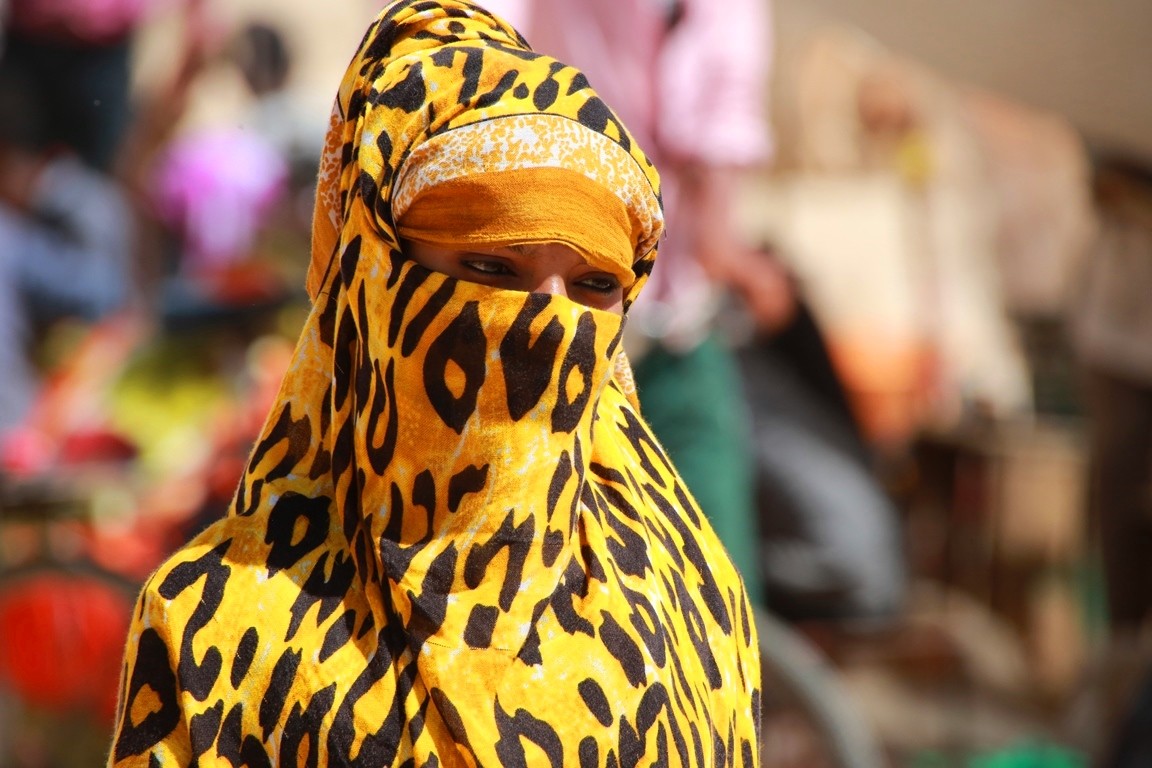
[393,114,663,281]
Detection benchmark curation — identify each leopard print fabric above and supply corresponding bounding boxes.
[108,2,760,765]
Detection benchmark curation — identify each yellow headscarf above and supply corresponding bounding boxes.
[109,3,759,766]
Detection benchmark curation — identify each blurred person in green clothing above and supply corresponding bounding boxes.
[483,0,775,602]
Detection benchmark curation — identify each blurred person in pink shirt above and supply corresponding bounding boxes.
[482,0,774,601]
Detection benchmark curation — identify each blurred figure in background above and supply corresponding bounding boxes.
[1073,149,1152,768]
[483,0,774,601]
[227,20,325,167]
[734,243,906,624]
[792,29,1034,450]
[0,70,133,435]
[124,10,304,316]
[1071,154,1152,768]
[1073,155,1152,640]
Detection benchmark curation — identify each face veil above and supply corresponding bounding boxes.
[108,3,761,766]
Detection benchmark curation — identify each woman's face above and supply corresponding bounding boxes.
[404,241,626,314]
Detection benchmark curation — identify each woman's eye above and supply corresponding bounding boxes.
[577,275,620,294]
[463,259,513,276]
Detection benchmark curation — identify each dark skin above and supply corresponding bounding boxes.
[402,240,628,314]
[674,165,797,334]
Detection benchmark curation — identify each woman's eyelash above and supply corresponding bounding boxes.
[578,276,620,294]
[459,257,618,295]
[463,259,512,275]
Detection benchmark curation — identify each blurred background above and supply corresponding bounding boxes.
[0,0,1149,765]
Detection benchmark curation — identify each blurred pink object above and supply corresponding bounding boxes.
[0,427,55,477]
[9,0,169,42]
[151,128,289,271]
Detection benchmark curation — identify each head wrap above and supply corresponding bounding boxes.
[110,3,759,765]
[391,114,661,286]
[306,2,663,308]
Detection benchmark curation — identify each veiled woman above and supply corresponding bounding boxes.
[108,2,760,765]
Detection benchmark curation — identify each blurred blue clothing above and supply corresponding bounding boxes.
[0,155,132,430]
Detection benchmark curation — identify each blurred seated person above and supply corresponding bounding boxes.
[0,71,133,434]
[1074,154,1152,642]
[733,243,906,625]
[1073,154,1152,768]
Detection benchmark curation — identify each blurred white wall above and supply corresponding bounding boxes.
[773,0,1152,160]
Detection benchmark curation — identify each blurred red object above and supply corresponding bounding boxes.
[85,511,189,582]
[197,260,288,304]
[0,571,132,722]
[0,313,146,477]
[57,427,139,465]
